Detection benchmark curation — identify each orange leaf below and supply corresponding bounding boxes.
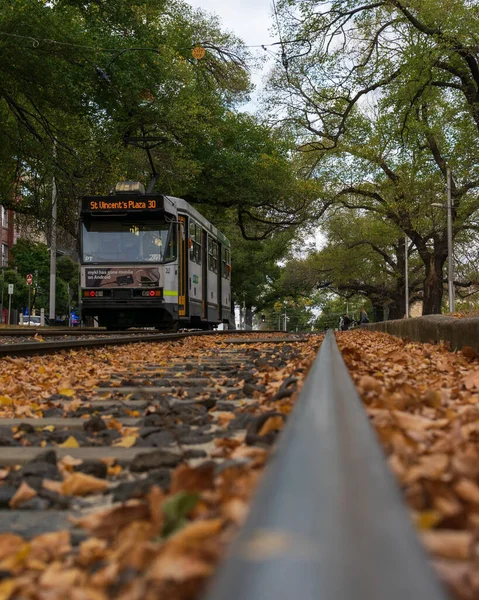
[168,518,223,552]
[42,479,62,494]
[421,530,471,560]
[0,534,24,561]
[259,416,284,436]
[60,472,108,496]
[170,464,215,494]
[148,552,213,582]
[463,369,479,390]
[454,478,479,505]
[9,482,36,508]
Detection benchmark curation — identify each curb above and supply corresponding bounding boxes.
[364,315,479,351]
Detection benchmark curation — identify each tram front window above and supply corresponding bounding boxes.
[82,221,176,263]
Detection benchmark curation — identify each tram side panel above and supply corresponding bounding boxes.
[207,236,220,323]
[221,247,232,325]
[188,219,203,322]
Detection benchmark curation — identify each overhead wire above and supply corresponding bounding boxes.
[0,31,307,54]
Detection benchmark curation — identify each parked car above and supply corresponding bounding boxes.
[19,316,42,326]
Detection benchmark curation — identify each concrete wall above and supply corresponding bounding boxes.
[365,315,479,352]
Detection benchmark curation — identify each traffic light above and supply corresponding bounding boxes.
[261,314,266,322]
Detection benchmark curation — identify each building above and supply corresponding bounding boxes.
[0,205,17,267]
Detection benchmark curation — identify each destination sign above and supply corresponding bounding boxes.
[89,199,157,210]
[81,196,165,214]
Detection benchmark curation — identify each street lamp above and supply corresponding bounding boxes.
[431,168,455,313]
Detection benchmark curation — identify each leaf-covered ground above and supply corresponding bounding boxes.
[337,330,479,600]
[0,334,319,600]
[1,330,479,599]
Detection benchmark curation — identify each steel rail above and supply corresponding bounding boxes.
[0,328,162,336]
[203,330,449,600]
[0,330,299,357]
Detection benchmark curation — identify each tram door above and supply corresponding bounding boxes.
[202,230,208,320]
[217,244,222,321]
[178,216,187,317]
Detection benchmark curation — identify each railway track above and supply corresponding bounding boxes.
[0,328,298,356]
[0,333,309,536]
[0,331,449,599]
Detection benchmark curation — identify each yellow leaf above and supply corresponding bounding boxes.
[42,425,55,432]
[113,435,138,448]
[38,366,47,374]
[0,543,30,571]
[59,388,75,397]
[414,510,442,530]
[0,397,13,406]
[58,436,80,448]
[40,440,47,447]
[0,578,16,600]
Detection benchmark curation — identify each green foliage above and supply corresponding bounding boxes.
[266,0,479,315]
[0,0,313,246]
[314,295,369,330]
[161,491,199,538]
[3,239,78,315]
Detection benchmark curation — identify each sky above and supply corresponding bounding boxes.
[185,0,277,110]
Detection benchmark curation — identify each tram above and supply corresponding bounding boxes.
[79,181,233,330]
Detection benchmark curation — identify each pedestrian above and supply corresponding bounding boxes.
[358,307,369,325]
[341,313,351,330]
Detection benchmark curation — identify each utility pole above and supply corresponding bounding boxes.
[49,145,57,325]
[67,283,71,327]
[447,168,455,313]
[404,235,409,318]
[0,267,4,324]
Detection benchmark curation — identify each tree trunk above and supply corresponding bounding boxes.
[244,306,253,330]
[422,254,446,314]
[372,303,385,322]
[388,297,404,320]
[392,237,407,319]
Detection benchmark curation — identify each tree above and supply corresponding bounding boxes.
[6,239,77,316]
[1,0,318,246]
[265,0,479,313]
[281,210,424,319]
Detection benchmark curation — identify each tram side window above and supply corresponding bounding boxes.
[222,247,230,279]
[189,221,201,264]
[208,238,218,274]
